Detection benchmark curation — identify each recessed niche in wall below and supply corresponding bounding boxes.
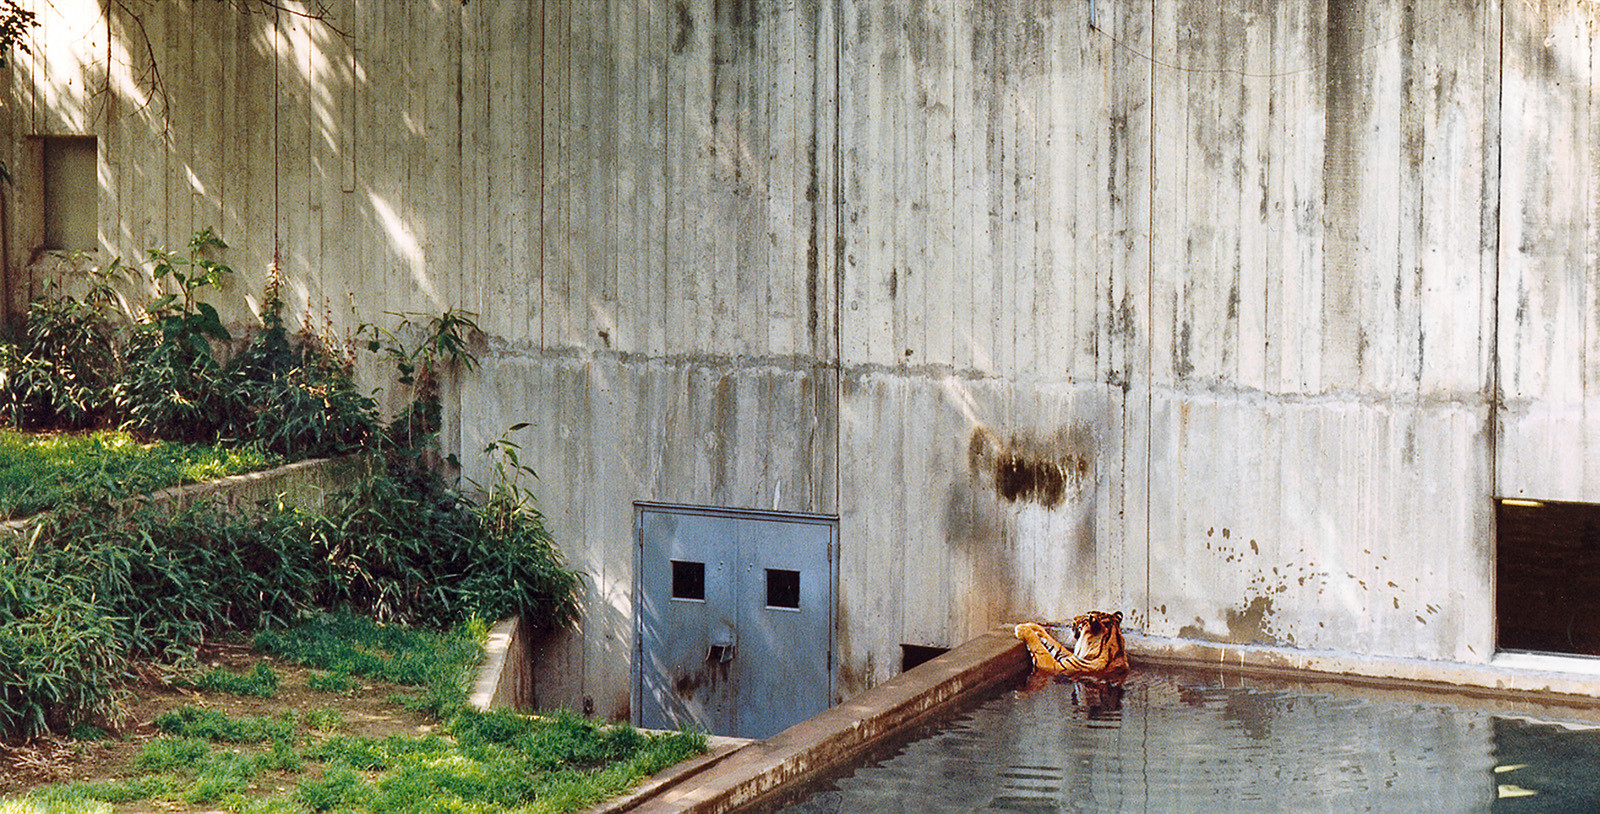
[1497,497,1600,657]
[39,136,98,251]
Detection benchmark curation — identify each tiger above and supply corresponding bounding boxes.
[1014,610,1130,678]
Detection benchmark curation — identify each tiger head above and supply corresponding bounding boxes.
[1066,610,1129,676]
[1014,610,1130,678]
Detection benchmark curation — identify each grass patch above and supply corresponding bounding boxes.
[0,429,277,519]
[2,614,708,814]
[154,706,298,744]
[254,612,485,719]
[183,663,281,698]
[305,670,356,695]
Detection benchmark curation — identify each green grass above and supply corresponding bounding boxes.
[3,613,709,814]
[183,663,282,698]
[0,428,278,518]
[254,612,487,719]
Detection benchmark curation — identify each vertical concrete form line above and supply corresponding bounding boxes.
[1484,0,1506,650]
[832,0,844,520]
[538,1,546,352]
[1486,0,1503,502]
[1143,0,1157,631]
[272,5,281,267]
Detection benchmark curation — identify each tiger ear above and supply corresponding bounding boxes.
[1111,611,1123,623]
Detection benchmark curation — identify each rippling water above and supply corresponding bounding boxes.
[770,666,1600,813]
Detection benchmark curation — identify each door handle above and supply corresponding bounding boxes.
[708,626,737,663]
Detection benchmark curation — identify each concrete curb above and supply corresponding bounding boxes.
[469,617,523,711]
[0,454,358,537]
[616,627,1029,814]
[1127,633,1600,709]
[577,734,756,814]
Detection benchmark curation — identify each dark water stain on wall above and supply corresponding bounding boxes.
[967,426,1092,509]
[673,0,694,54]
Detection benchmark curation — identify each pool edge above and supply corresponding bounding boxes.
[1128,633,1600,710]
[611,626,1029,814]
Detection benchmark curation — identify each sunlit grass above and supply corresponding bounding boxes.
[2,613,709,814]
[0,428,278,518]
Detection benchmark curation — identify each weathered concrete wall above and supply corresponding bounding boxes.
[10,0,1600,717]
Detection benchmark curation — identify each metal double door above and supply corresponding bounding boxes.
[635,503,835,740]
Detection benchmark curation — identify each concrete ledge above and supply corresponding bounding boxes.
[0,454,360,536]
[578,734,755,814]
[1128,633,1600,710]
[132,454,360,515]
[470,616,535,711]
[620,627,1029,814]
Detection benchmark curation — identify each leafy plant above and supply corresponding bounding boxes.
[0,543,125,739]
[113,230,236,442]
[225,267,378,459]
[359,309,481,452]
[0,261,123,430]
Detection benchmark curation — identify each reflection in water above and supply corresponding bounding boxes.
[772,666,1600,813]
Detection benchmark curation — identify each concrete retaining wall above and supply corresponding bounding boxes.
[0,455,360,536]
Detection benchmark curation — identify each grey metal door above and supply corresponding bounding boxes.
[635,503,835,740]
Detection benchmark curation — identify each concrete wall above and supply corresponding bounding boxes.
[7,0,1600,715]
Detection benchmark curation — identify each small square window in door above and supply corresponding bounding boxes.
[671,560,705,601]
[766,569,800,610]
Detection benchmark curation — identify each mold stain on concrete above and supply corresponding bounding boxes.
[1226,596,1276,643]
[1178,595,1283,647]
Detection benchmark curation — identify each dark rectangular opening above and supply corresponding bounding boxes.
[901,644,949,673]
[671,560,705,601]
[1497,497,1600,657]
[40,135,98,251]
[765,568,800,609]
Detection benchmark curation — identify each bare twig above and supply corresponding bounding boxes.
[110,0,169,126]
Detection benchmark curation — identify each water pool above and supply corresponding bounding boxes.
[767,663,1600,813]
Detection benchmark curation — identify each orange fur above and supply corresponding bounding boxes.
[1014,611,1129,678]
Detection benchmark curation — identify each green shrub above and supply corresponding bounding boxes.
[39,504,311,661]
[0,545,124,739]
[112,229,235,443]
[0,231,581,741]
[0,268,121,432]
[0,231,380,459]
[2,435,579,738]
[300,438,581,628]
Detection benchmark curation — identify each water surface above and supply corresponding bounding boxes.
[771,665,1600,813]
